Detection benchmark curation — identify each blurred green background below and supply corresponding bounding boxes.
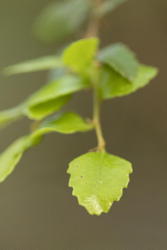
[0,0,166,249]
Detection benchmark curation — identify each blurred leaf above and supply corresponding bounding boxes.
[26,96,71,120]
[96,0,127,17]
[68,152,132,215]
[48,68,68,81]
[0,74,89,123]
[0,105,23,128]
[4,56,62,75]
[34,112,93,136]
[25,75,89,120]
[0,111,92,183]
[99,64,158,99]
[0,135,39,183]
[62,38,99,74]
[34,0,91,43]
[98,43,139,81]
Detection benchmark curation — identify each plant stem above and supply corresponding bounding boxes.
[85,0,106,152]
[93,86,106,152]
[85,0,103,37]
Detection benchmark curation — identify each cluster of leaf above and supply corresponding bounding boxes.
[1,38,158,215]
[34,0,128,43]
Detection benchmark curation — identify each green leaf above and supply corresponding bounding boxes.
[96,0,127,17]
[0,112,92,182]
[34,112,93,136]
[99,64,158,99]
[0,105,23,128]
[25,75,89,120]
[4,56,62,75]
[26,96,71,121]
[98,43,139,81]
[34,0,91,43]
[68,152,132,215]
[0,135,39,183]
[0,74,88,123]
[62,38,99,74]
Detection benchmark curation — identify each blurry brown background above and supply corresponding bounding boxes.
[0,0,166,249]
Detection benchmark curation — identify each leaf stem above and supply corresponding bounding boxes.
[93,86,106,152]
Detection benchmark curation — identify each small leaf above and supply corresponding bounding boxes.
[96,0,127,17]
[0,135,39,183]
[25,75,89,120]
[26,96,71,120]
[0,105,23,128]
[62,38,99,74]
[34,112,93,136]
[68,152,132,215]
[34,0,91,43]
[98,43,139,81]
[4,56,62,75]
[0,112,92,182]
[99,64,158,99]
[0,74,88,122]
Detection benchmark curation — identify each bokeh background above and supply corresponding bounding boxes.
[0,0,166,249]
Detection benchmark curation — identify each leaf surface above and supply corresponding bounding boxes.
[4,56,62,75]
[0,135,39,183]
[62,38,99,73]
[25,75,89,120]
[34,0,91,43]
[68,152,132,215]
[34,112,93,136]
[0,112,92,182]
[99,64,158,99]
[98,43,139,81]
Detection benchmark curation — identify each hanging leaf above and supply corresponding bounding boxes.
[0,135,40,183]
[0,74,89,123]
[0,112,93,182]
[98,43,139,81]
[3,56,62,75]
[96,0,127,17]
[26,96,71,121]
[34,112,93,136]
[62,38,99,74]
[68,152,132,215]
[25,75,89,120]
[99,64,158,99]
[34,0,91,43]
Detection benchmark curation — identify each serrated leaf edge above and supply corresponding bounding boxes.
[67,159,132,215]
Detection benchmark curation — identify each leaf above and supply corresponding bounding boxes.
[34,112,93,136]
[0,74,88,122]
[99,64,158,99]
[25,75,89,120]
[98,43,139,81]
[4,56,62,75]
[0,135,39,183]
[34,0,91,43]
[96,0,127,17]
[62,38,99,74]
[0,112,92,182]
[26,96,71,120]
[68,152,132,215]
[0,105,23,128]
